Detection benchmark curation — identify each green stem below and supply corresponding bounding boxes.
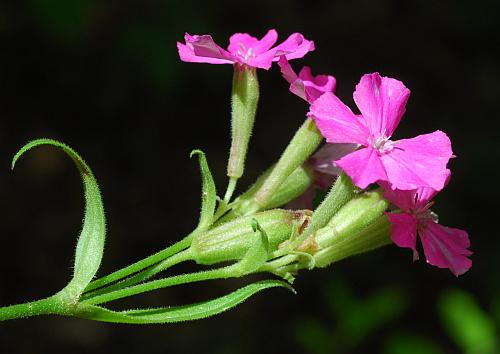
[0,294,68,321]
[82,249,193,300]
[260,254,299,273]
[252,118,323,211]
[310,172,356,231]
[81,263,236,306]
[84,233,194,293]
[223,177,238,204]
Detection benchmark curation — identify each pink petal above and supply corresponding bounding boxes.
[228,30,278,56]
[387,213,419,261]
[419,221,472,276]
[380,170,451,211]
[278,56,298,84]
[310,143,358,176]
[228,33,259,55]
[335,147,388,189]
[247,50,278,69]
[277,56,307,100]
[249,33,314,70]
[309,92,369,145]
[380,130,453,191]
[254,29,279,53]
[353,73,410,137]
[177,34,235,64]
[380,182,418,212]
[271,33,315,61]
[300,67,336,103]
[413,170,452,209]
[278,57,336,103]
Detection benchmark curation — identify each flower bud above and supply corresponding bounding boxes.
[315,189,389,249]
[190,209,310,265]
[227,65,259,179]
[231,164,314,217]
[309,189,391,267]
[314,215,391,268]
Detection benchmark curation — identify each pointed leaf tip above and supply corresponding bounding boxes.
[190,149,217,230]
[251,218,259,232]
[190,149,203,159]
[11,138,91,174]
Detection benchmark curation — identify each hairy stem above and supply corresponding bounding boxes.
[84,233,195,293]
[81,265,237,306]
[81,249,193,300]
[0,294,70,322]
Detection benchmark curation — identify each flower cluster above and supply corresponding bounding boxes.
[177,29,471,276]
[307,73,470,276]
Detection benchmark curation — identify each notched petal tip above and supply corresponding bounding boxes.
[420,222,472,277]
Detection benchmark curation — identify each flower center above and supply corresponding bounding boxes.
[413,203,438,232]
[371,135,396,154]
[414,202,438,225]
[236,44,255,63]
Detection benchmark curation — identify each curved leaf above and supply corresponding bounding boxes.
[76,279,294,324]
[12,139,106,297]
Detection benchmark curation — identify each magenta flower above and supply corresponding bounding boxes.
[308,72,453,191]
[177,29,315,70]
[381,176,472,276]
[277,56,336,103]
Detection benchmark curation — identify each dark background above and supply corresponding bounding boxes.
[0,1,499,353]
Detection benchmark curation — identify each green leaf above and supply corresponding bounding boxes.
[76,280,293,324]
[438,288,498,353]
[12,139,106,297]
[190,150,216,230]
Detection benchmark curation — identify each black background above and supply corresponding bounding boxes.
[0,1,498,353]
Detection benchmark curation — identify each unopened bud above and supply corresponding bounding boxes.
[227,65,259,179]
[311,189,391,267]
[231,164,314,217]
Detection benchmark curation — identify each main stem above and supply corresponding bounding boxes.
[0,294,69,321]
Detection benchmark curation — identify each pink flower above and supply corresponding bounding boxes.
[308,72,453,191]
[177,29,315,70]
[277,56,336,103]
[381,176,472,276]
